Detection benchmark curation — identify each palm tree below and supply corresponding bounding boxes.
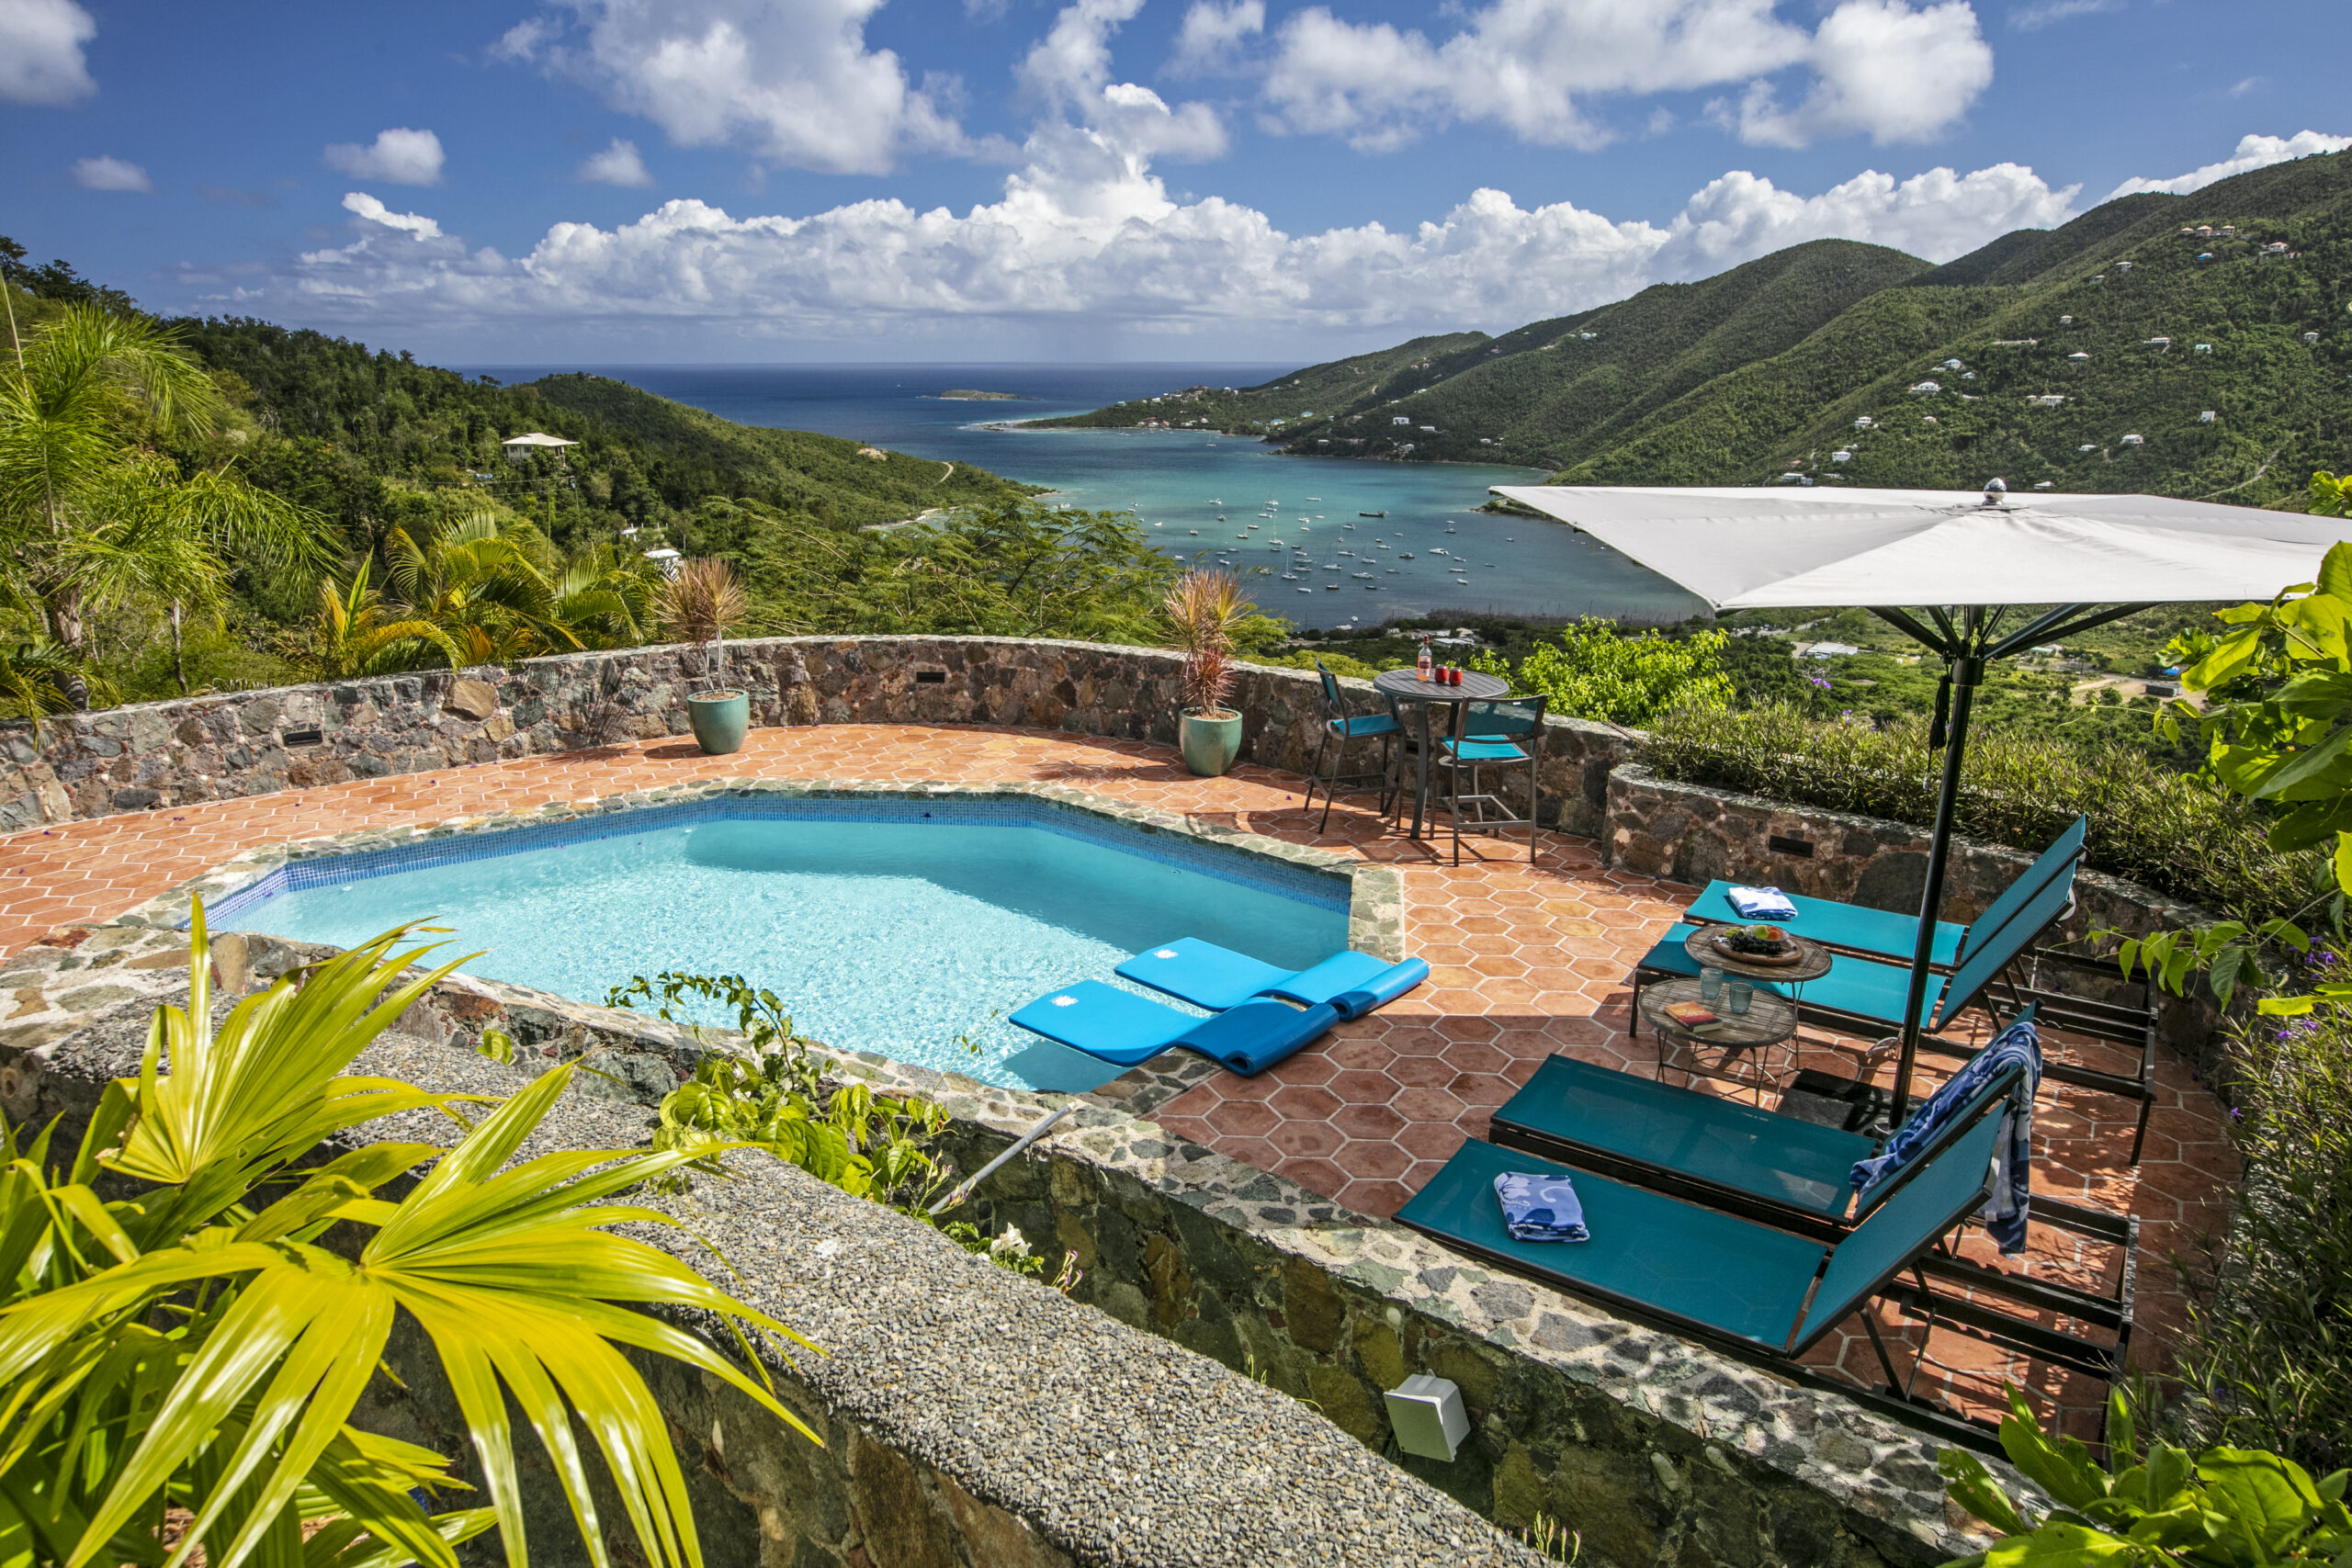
[0,906,818,1568]
[303,559,462,678]
[386,514,652,669]
[0,304,331,676]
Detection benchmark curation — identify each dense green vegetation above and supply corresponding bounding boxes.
[0,249,1215,705]
[1050,150,2352,507]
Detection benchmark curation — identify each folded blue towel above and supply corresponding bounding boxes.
[1726,885,1798,920]
[1493,1172,1589,1243]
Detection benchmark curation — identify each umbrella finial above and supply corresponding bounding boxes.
[1981,477,2008,506]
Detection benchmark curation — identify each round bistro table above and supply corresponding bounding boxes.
[1371,667,1511,839]
[1679,925,1834,984]
[1637,976,1802,1102]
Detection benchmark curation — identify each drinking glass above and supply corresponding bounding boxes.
[1725,980,1754,1015]
[1699,966,1724,1003]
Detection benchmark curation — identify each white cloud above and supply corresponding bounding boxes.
[71,155,153,192]
[2007,0,2120,29]
[0,0,96,106]
[1732,0,1992,146]
[2107,130,2352,198]
[501,0,967,176]
[336,191,443,240]
[324,128,447,186]
[1170,0,1262,73]
[1261,0,1991,152]
[579,136,654,186]
[266,127,2078,346]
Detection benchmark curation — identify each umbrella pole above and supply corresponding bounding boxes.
[1889,649,1981,1127]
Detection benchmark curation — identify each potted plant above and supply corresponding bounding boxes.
[1165,568,1252,776]
[658,558,752,754]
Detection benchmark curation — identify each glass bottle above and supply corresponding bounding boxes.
[1417,637,1434,682]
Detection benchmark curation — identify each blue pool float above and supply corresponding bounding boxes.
[1010,982,1340,1075]
[1115,937,1429,1018]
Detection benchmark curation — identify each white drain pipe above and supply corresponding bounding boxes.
[927,1102,1074,1216]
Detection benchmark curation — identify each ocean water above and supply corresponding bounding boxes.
[227,811,1349,1094]
[462,362,1706,628]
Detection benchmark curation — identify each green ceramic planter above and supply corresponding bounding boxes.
[1179,707,1243,777]
[688,689,750,755]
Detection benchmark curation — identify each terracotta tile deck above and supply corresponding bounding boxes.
[0,722,2233,1434]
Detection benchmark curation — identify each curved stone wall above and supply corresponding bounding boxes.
[0,636,1637,838]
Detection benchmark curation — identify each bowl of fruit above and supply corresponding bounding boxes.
[1713,924,1803,964]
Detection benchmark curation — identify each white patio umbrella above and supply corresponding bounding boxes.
[1492,480,2347,1121]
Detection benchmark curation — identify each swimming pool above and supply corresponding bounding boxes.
[207,796,1351,1093]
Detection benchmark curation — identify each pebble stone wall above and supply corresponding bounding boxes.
[0,636,1637,839]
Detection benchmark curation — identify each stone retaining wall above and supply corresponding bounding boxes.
[0,636,1637,839]
[1604,764,2223,1070]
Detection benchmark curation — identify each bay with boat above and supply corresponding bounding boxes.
[459,362,1706,628]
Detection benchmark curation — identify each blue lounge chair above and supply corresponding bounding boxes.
[1116,937,1430,1016]
[1397,1115,2048,1444]
[1487,1046,2023,1227]
[1009,982,1340,1076]
[1633,850,2158,1162]
[1482,1035,2137,1384]
[1681,816,2087,969]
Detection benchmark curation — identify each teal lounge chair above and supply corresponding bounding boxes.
[1009,981,1340,1076]
[1633,851,2158,1162]
[1487,1047,2023,1227]
[1397,1116,2033,1444]
[1116,937,1430,1015]
[1682,816,2087,969]
[1483,1039,2137,1385]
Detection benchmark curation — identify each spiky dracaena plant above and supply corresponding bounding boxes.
[655,558,748,689]
[1163,568,1252,718]
[0,902,818,1568]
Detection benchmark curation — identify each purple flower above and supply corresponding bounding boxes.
[1809,675,1831,690]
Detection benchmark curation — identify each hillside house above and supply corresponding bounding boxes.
[1910,380,1941,395]
[2199,411,2217,423]
[2121,434,2145,446]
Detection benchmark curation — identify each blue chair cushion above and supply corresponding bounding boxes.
[1118,938,1295,1010]
[1010,980,1338,1075]
[1329,714,1403,738]
[1318,958,1431,1019]
[1442,739,1528,762]
[1009,980,1194,1066]
[1398,1138,1830,1349]
[1120,941,1427,1019]
[1684,880,1964,967]
[1176,998,1340,1076]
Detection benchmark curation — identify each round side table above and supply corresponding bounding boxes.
[1637,976,1801,1103]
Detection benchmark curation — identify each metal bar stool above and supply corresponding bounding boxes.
[1434,694,1548,863]
[1302,660,1405,829]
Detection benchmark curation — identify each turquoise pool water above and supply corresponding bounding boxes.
[212,801,1350,1093]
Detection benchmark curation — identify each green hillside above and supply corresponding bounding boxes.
[1560,152,2352,497]
[1026,332,1488,435]
[1042,150,2352,503]
[175,320,1035,548]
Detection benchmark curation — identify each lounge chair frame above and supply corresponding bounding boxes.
[1397,1127,2029,1452]
[1485,1051,2137,1402]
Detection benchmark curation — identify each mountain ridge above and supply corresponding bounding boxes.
[1042,150,2352,505]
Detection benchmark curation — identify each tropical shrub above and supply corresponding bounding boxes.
[605,971,1076,1286]
[1164,568,1253,718]
[2165,1001,2352,1470]
[0,907,815,1568]
[654,557,749,686]
[1939,1388,2351,1566]
[1472,617,1732,727]
[1641,701,2322,928]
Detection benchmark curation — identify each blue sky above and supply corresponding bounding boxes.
[3,0,2345,363]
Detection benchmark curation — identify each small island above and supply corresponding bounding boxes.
[938,389,1031,400]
